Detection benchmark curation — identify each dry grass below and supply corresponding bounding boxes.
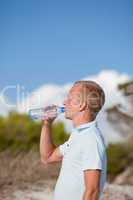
[0,150,60,192]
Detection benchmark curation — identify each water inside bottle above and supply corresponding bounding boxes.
[29,105,64,120]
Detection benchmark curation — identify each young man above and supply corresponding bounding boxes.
[40,80,107,200]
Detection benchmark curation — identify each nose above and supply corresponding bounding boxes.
[63,97,68,106]
[63,99,66,106]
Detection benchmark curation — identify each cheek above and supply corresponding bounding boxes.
[70,98,81,109]
[71,95,82,107]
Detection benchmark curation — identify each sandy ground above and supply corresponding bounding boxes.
[0,180,55,200]
[13,188,53,200]
[1,183,133,200]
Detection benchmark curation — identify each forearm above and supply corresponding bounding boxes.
[40,121,56,162]
[83,189,99,200]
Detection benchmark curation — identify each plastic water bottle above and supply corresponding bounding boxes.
[28,105,65,120]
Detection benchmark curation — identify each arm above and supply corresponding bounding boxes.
[40,120,63,165]
[83,169,101,200]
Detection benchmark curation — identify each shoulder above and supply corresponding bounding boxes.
[79,126,98,142]
[79,127,106,153]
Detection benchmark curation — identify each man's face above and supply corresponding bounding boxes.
[63,85,83,120]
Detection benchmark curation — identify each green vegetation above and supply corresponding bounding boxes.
[107,141,133,179]
[0,111,69,153]
[118,80,133,91]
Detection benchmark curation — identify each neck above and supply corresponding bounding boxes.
[72,111,95,128]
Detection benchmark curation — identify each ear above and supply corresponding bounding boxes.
[79,101,87,111]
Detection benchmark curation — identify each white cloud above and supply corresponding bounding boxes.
[18,83,71,113]
[18,69,130,113]
[83,69,130,108]
[0,94,10,116]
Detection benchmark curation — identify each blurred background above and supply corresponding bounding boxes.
[0,0,133,199]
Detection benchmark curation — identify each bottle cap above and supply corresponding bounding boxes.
[60,106,65,113]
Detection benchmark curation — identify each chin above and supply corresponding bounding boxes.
[65,112,72,120]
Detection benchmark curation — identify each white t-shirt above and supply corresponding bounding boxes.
[53,120,107,200]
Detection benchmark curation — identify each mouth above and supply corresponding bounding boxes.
[64,107,67,113]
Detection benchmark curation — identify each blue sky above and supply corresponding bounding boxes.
[0,0,133,99]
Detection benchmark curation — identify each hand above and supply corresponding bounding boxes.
[42,105,57,125]
[43,116,56,125]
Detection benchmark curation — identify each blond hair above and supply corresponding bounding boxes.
[74,80,105,117]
